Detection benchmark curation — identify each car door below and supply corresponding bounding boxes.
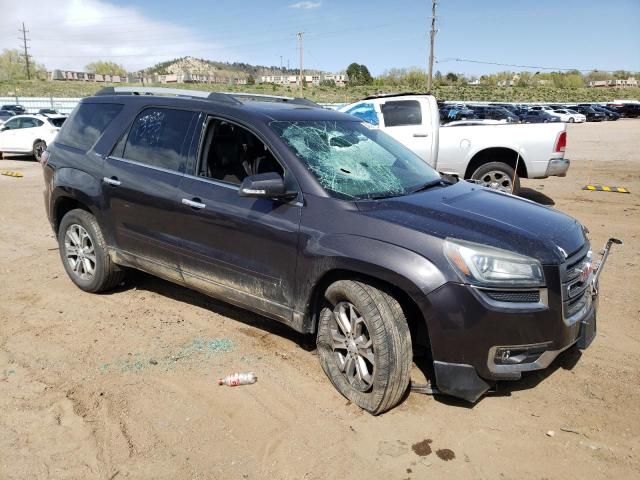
[378,99,433,164]
[177,116,302,323]
[14,117,44,151]
[103,106,199,282]
[0,117,21,151]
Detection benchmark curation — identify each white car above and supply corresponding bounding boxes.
[0,114,66,161]
[550,109,586,123]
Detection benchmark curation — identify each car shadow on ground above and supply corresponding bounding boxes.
[109,269,317,351]
[105,270,581,410]
[519,187,556,205]
[519,187,555,206]
[1,154,37,161]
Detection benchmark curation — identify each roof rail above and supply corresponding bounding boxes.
[95,86,241,105]
[223,92,321,108]
[362,92,431,100]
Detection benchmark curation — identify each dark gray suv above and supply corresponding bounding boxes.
[41,87,617,414]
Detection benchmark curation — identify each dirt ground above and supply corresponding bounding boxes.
[1,120,639,480]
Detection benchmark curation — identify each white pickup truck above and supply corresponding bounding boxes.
[339,94,569,194]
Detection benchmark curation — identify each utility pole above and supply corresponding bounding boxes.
[19,22,32,80]
[297,32,304,97]
[427,0,437,91]
[280,55,283,70]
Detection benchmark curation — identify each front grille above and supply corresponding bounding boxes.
[560,243,592,320]
[484,290,541,303]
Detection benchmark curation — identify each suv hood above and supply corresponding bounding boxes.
[356,181,586,264]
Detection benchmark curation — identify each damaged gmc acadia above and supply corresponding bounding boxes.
[42,87,620,414]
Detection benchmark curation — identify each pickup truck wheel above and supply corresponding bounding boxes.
[58,209,124,293]
[471,162,520,194]
[316,280,412,415]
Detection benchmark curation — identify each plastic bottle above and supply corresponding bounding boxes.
[218,372,257,386]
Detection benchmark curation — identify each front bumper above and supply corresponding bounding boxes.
[546,158,570,177]
[425,271,597,403]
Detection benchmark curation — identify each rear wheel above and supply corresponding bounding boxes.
[471,161,520,195]
[58,209,124,293]
[33,140,46,162]
[316,280,412,415]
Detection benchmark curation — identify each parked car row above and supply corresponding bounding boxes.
[439,101,638,124]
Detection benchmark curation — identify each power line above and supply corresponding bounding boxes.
[18,22,31,80]
[297,32,304,97]
[427,0,438,91]
[436,57,616,73]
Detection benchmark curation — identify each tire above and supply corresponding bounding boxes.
[33,140,46,162]
[568,118,575,123]
[58,209,124,293]
[316,280,412,415]
[471,161,520,195]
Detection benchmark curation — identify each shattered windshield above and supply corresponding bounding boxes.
[271,120,440,199]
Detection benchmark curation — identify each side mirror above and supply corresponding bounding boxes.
[239,172,294,199]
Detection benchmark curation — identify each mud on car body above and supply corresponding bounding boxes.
[41,87,620,414]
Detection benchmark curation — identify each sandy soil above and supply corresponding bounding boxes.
[1,120,639,480]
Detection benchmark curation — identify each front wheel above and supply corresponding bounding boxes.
[316,280,412,415]
[471,161,520,194]
[568,118,575,123]
[33,140,46,162]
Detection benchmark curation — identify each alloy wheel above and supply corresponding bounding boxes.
[64,224,96,280]
[329,301,375,392]
[479,170,513,192]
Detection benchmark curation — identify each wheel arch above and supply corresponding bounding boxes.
[52,195,94,235]
[304,266,437,359]
[464,147,529,179]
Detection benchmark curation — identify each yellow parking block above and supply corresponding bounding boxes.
[1,171,24,178]
[582,185,630,194]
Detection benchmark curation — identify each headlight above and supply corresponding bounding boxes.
[443,238,544,287]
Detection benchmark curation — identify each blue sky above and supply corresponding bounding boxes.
[2,0,639,74]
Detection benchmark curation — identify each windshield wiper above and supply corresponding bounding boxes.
[408,178,453,194]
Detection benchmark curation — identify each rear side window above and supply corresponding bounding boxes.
[56,103,123,151]
[381,100,422,127]
[48,118,66,128]
[345,103,379,126]
[123,107,195,172]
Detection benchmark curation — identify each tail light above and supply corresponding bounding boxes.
[554,131,566,153]
[40,150,50,166]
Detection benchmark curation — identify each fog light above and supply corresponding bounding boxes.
[494,344,549,365]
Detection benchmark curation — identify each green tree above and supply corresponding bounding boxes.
[247,74,255,85]
[445,72,458,83]
[346,63,373,86]
[85,61,127,77]
[0,49,46,81]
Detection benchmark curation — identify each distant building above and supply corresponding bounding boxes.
[259,73,348,87]
[47,69,247,85]
[47,70,124,83]
[588,77,638,88]
[129,73,247,85]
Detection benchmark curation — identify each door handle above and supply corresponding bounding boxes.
[103,176,121,186]
[413,133,429,137]
[182,198,206,210]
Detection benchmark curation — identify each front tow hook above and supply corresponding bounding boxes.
[592,237,623,294]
